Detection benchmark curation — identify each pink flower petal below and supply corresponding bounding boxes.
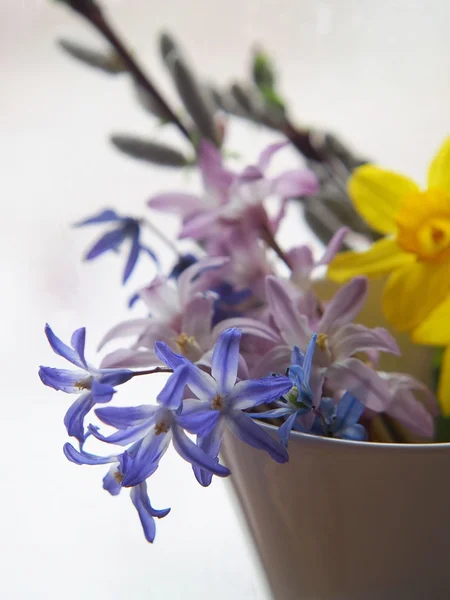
[326,358,391,413]
[272,169,319,199]
[97,318,151,351]
[181,293,215,350]
[287,245,314,272]
[138,276,179,320]
[179,209,221,240]
[211,317,280,343]
[316,227,349,266]
[249,345,292,378]
[386,385,434,438]
[319,276,368,334]
[331,324,401,360]
[100,348,161,369]
[257,141,288,172]
[177,256,229,307]
[265,275,312,347]
[135,322,178,350]
[147,192,204,217]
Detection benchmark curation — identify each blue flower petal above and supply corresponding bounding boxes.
[277,411,299,448]
[291,345,303,368]
[169,253,197,279]
[177,401,220,436]
[141,245,159,267]
[71,327,87,368]
[228,376,292,410]
[318,397,335,422]
[155,342,217,402]
[157,365,189,411]
[250,407,292,420]
[121,430,170,487]
[128,292,141,309]
[193,421,224,487]
[75,209,122,226]
[130,482,170,543]
[64,393,96,442]
[95,405,158,428]
[334,392,364,432]
[154,341,186,369]
[103,466,122,496]
[227,409,289,463]
[45,323,84,368]
[88,422,153,446]
[211,328,241,394]
[99,369,134,386]
[38,366,85,393]
[122,235,141,284]
[303,334,317,374]
[340,424,367,441]
[85,228,126,260]
[91,379,116,404]
[171,424,230,477]
[63,442,117,465]
[287,364,303,388]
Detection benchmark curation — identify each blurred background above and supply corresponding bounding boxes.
[2,0,450,598]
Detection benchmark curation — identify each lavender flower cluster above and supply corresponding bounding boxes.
[39,141,436,542]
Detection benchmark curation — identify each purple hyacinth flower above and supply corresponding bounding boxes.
[155,327,292,487]
[251,334,318,447]
[63,441,170,543]
[39,324,133,442]
[75,208,158,284]
[88,364,231,487]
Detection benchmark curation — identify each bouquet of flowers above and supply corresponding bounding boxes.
[41,0,445,546]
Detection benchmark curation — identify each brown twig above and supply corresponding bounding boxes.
[60,0,192,143]
[132,367,173,377]
[260,223,292,270]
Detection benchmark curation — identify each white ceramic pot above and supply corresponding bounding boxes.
[221,429,450,600]
[221,278,450,599]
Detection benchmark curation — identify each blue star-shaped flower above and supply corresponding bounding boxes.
[312,392,367,441]
[75,209,158,284]
[251,333,317,448]
[155,327,292,486]
[39,324,133,441]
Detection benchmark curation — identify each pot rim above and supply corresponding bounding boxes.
[259,421,450,452]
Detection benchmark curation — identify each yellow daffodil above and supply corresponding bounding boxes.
[413,296,450,414]
[328,136,450,332]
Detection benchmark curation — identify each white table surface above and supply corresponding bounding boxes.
[1,1,450,598]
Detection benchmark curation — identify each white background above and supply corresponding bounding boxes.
[1,1,450,598]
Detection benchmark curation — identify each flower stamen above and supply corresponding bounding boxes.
[114,470,124,485]
[155,421,170,435]
[211,394,224,410]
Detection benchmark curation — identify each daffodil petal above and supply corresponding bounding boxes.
[413,295,450,346]
[438,346,450,416]
[427,136,450,194]
[383,260,450,332]
[349,165,419,234]
[327,237,414,283]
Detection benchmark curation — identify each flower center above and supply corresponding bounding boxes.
[154,407,173,435]
[395,190,450,262]
[175,333,202,361]
[114,470,124,484]
[155,421,170,435]
[211,394,224,410]
[74,376,92,390]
